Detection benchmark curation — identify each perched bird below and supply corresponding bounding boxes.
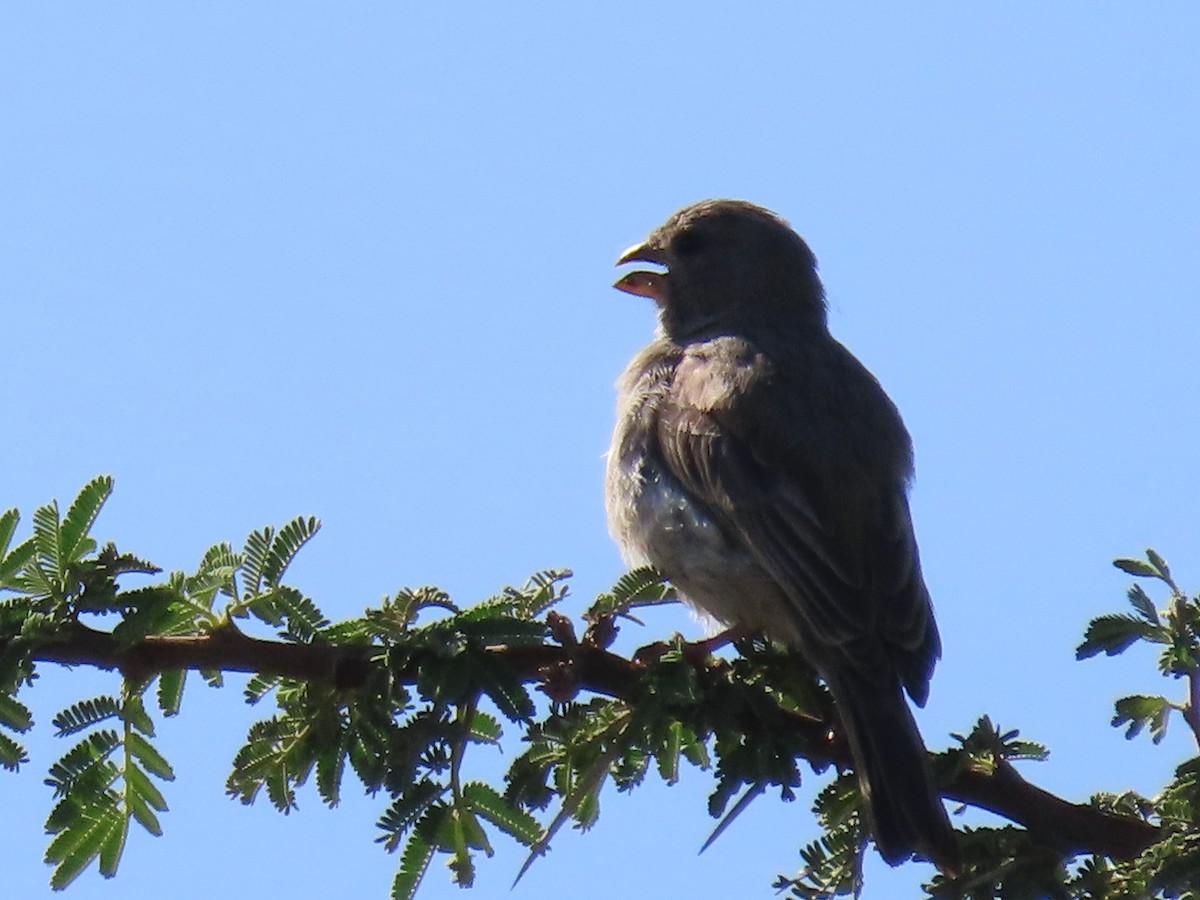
[604,199,957,869]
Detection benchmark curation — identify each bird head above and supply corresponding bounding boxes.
[615,199,826,340]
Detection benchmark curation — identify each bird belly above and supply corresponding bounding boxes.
[606,451,799,643]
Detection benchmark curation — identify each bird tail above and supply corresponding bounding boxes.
[824,667,959,872]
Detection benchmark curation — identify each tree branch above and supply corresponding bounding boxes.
[1186,667,1200,752]
[30,627,1159,860]
[943,758,1156,859]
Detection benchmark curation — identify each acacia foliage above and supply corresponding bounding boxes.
[0,478,1196,898]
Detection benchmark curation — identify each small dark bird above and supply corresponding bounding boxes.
[605,199,957,869]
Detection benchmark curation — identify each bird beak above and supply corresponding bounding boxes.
[616,242,669,268]
[614,242,670,302]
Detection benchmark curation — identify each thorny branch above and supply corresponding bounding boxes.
[29,625,1159,861]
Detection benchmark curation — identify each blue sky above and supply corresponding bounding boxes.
[3,4,1199,897]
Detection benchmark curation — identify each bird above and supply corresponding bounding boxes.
[604,198,957,869]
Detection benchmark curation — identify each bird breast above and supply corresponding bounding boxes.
[604,344,799,641]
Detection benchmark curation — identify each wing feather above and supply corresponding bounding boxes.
[654,338,938,697]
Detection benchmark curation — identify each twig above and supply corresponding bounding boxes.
[1188,667,1200,752]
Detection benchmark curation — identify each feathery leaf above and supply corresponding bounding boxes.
[59,476,113,565]
[53,696,122,737]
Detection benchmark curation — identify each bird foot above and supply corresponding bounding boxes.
[689,623,757,655]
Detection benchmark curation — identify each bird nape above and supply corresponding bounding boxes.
[604,198,958,871]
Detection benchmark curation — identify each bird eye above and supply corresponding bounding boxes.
[672,228,706,257]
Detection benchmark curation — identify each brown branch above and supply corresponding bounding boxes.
[37,624,367,685]
[29,627,1159,861]
[32,625,642,697]
[945,759,1158,859]
[763,706,1159,859]
[1186,667,1200,752]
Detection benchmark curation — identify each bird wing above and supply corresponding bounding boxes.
[655,337,937,694]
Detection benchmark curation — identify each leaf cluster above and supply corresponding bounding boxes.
[1077,551,1200,750]
[912,548,1200,900]
[3,483,1200,899]
[0,477,332,886]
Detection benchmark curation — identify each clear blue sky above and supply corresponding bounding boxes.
[3,4,1199,898]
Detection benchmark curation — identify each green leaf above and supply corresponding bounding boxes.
[790,812,864,898]
[474,653,535,722]
[227,719,287,804]
[156,670,185,717]
[1,644,38,707]
[59,476,114,568]
[0,507,19,559]
[463,781,541,846]
[376,783,447,851]
[225,713,311,811]
[1076,613,1165,659]
[46,730,122,796]
[1127,584,1159,624]
[371,585,458,637]
[1113,694,1173,743]
[654,719,684,784]
[615,565,676,603]
[1003,738,1050,762]
[124,759,167,837]
[1113,557,1160,578]
[124,783,162,836]
[112,586,183,646]
[126,732,175,780]
[271,586,330,642]
[189,542,240,607]
[97,811,129,877]
[264,757,297,812]
[97,545,161,578]
[813,773,861,830]
[32,498,64,581]
[515,711,630,883]
[16,561,57,604]
[510,569,573,616]
[0,692,33,732]
[392,829,436,900]
[452,612,546,645]
[125,760,169,812]
[0,731,29,770]
[315,740,346,807]
[263,515,320,586]
[245,590,285,627]
[121,694,155,737]
[241,526,273,597]
[1158,627,1200,678]
[46,803,125,889]
[589,566,677,619]
[0,535,35,590]
[467,710,502,745]
[1146,548,1172,583]
[243,673,281,705]
[440,805,483,885]
[53,696,122,737]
